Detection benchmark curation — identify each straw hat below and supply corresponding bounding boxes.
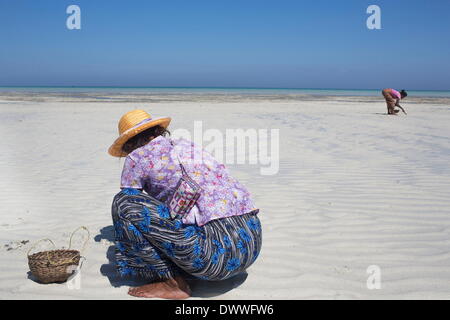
[108,109,171,157]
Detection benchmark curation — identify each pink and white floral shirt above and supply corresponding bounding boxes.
[120,135,258,226]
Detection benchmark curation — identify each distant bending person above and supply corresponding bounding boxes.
[382,88,407,115]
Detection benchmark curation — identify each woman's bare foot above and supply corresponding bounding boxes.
[128,276,191,299]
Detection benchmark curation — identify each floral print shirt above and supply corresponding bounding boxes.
[120,135,258,226]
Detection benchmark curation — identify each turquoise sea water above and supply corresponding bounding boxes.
[1,87,450,98]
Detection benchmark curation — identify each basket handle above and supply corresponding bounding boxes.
[48,226,89,266]
[68,226,90,254]
[27,238,56,257]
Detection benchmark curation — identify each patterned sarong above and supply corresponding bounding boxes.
[111,189,262,282]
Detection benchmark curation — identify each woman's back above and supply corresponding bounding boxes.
[120,135,258,226]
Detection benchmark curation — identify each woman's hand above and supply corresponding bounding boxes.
[395,103,407,115]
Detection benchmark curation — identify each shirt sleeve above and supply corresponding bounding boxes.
[120,156,145,189]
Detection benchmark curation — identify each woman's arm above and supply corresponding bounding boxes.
[395,99,407,114]
[120,157,146,190]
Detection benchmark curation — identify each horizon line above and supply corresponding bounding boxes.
[0,86,449,92]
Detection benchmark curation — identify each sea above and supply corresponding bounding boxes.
[1,87,450,98]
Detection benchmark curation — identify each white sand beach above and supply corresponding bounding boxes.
[1,92,450,299]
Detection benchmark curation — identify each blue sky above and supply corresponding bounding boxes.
[0,0,449,89]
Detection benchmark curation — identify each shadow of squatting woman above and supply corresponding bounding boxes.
[108,110,262,299]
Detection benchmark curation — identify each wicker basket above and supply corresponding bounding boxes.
[27,226,89,284]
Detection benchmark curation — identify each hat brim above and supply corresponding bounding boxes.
[108,117,171,157]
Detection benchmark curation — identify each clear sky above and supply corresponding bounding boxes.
[0,0,449,90]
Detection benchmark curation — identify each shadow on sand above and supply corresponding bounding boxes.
[95,225,248,298]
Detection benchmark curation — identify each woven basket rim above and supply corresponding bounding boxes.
[28,249,80,258]
[28,249,81,267]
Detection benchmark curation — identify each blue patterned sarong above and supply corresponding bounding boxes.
[111,189,262,281]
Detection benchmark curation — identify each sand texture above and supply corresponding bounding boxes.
[1,93,450,299]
